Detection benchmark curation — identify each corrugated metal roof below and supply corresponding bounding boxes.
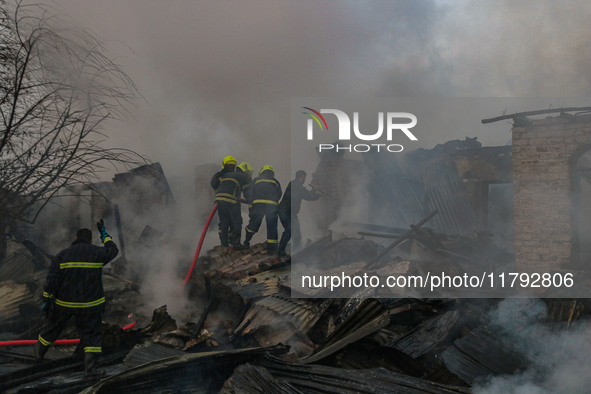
[364,154,426,230]
[364,153,475,235]
[261,358,471,394]
[386,310,462,358]
[0,240,41,283]
[301,297,390,364]
[442,324,528,385]
[123,342,185,368]
[422,159,475,235]
[81,346,289,394]
[220,363,304,393]
[363,143,513,237]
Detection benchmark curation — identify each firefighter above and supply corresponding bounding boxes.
[243,165,282,251]
[211,156,250,248]
[35,221,118,378]
[237,161,254,200]
[237,162,254,179]
[278,170,320,256]
[237,161,255,223]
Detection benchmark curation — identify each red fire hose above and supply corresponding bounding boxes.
[183,203,218,286]
[0,322,137,348]
[0,204,219,347]
[0,201,219,348]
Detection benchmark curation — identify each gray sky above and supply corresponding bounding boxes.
[31,0,591,185]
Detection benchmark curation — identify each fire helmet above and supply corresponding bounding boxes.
[222,155,237,167]
[259,164,274,174]
[238,162,254,177]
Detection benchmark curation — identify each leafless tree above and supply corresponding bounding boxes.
[0,1,149,228]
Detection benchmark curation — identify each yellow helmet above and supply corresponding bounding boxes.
[259,164,274,174]
[238,162,254,177]
[222,155,237,167]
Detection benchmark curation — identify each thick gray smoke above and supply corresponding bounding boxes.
[474,299,591,394]
[40,0,591,181]
[23,0,591,351]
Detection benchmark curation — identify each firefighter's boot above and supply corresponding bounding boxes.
[219,230,229,247]
[34,341,49,361]
[278,235,289,257]
[243,230,254,248]
[230,230,243,249]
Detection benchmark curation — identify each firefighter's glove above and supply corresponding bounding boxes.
[96,219,111,243]
[41,298,54,317]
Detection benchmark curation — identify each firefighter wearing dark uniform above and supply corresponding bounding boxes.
[211,156,250,248]
[244,165,282,251]
[237,162,254,180]
[278,170,320,256]
[237,161,254,198]
[35,221,118,378]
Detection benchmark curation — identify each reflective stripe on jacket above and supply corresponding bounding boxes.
[211,169,250,204]
[43,238,118,314]
[247,172,282,206]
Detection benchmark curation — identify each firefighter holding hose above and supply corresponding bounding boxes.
[35,221,118,378]
[211,156,250,248]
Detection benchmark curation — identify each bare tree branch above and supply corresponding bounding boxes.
[0,1,149,224]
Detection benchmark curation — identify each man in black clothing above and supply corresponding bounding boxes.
[211,155,251,248]
[35,221,118,378]
[278,170,320,256]
[243,165,282,251]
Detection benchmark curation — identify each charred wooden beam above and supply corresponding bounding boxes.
[368,210,438,268]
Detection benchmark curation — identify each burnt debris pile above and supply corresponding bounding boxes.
[1,233,589,393]
[2,129,591,393]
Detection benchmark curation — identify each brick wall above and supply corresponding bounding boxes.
[513,114,591,272]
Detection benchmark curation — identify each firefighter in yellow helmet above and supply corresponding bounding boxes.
[237,162,254,179]
[210,156,250,248]
[222,155,236,167]
[243,165,282,251]
[236,162,254,200]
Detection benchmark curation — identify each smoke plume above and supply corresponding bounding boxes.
[475,299,591,394]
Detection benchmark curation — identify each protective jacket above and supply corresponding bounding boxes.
[236,167,253,198]
[211,169,250,204]
[43,238,118,314]
[244,170,282,248]
[246,170,282,206]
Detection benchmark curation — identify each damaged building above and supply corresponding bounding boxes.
[2,238,588,392]
[17,162,174,257]
[1,109,591,392]
[309,137,513,246]
[508,110,591,271]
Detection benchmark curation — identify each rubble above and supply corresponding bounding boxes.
[442,324,528,385]
[0,233,587,393]
[221,358,472,394]
[1,146,590,393]
[387,310,462,359]
[204,243,288,281]
[81,345,290,394]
